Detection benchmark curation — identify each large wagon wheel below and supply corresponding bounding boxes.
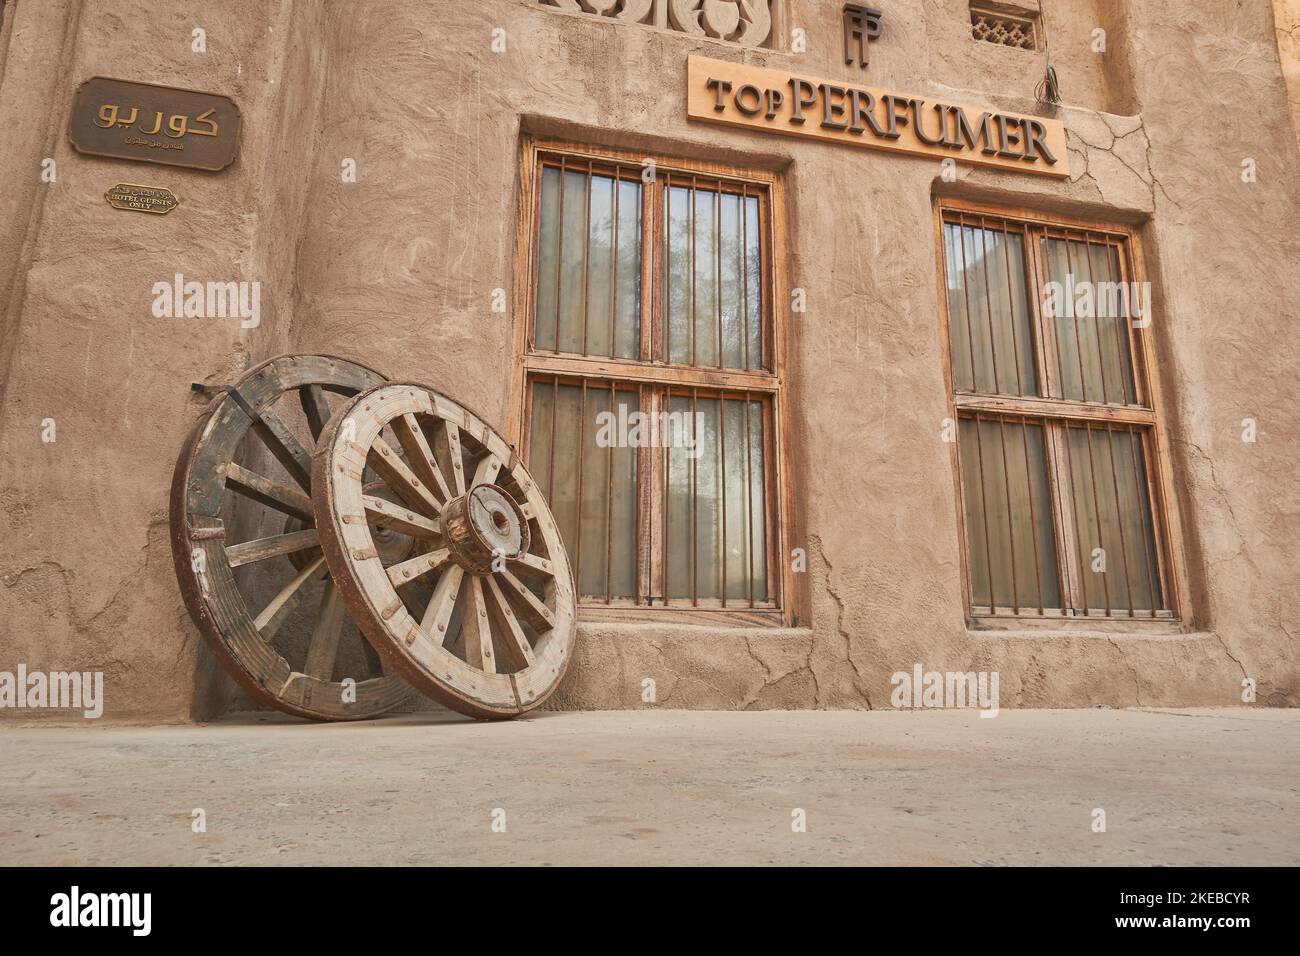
[312,382,577,720]
[169,354,415,720]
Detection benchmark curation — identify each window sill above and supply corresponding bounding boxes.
[968,618,1193,639]
[579,605,787,628]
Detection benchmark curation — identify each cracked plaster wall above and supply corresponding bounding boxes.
[0,0,1296,719]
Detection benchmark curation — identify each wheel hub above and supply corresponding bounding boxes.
[441,483,530,574]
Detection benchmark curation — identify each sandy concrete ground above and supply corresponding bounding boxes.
[1,708,1296,866]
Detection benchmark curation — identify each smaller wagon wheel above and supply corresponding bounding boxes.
[169,354,416,721]
[312,382,577,720]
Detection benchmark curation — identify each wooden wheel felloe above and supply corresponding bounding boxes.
[312,383,578,720]
[170,354,415,721]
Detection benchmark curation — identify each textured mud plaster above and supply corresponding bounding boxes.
[0,0,1297,720]
[551,623,819,711]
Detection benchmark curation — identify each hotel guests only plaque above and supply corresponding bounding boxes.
[104,183,178,215]
[69,77,241,172]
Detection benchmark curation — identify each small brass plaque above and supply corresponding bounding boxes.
[70,76,241,171]
[105,183,178,215]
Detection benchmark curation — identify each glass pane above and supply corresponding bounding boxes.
[1064,424,1164,614]
[534,167,561,352]
[1042,237,1137,405]
[693,192,720,367]
[958,417,1060,611]
[664,393,767,602]
[534,165,641,358]
[527,380,639,600]
[665,183,764,370]
[945,221,1037,396]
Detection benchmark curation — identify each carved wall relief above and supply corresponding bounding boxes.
[538,0,776,49]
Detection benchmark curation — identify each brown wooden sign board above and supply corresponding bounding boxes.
[69,77,241,172]
[686,56,1069,179]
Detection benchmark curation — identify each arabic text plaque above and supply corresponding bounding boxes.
[69,77,241,172]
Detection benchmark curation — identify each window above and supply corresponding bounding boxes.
[969,5,1038,51]
[515,143,786,617]
[937,202,1181,620]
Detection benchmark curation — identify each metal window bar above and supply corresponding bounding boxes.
[748,390,759,606]
[716,181,724,370]
[741,183,750,371]
[690,175,697,367]
[581,159,593,355]
[664,170,671,366]
[553,156,566,354]
[610,167,620,359]
[605,379,615,605]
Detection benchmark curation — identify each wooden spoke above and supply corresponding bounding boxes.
[484,575,536,670]
[420,565,464,646]
[460,577,496,674]
[304,582,346,680]
[442,421,467,496]
[299,384,333,439]
[391,413,452,504]
[170,353,413,721]
[225,462,314,522]
[225,529,320,568]
[495,568,556,632]
[387,548,452,587]
[254,556,327,640]
[368,436,443,517]
[472,451,503,487]
[507,551,556,583]
[251,409,313,491]
[362,495,441,538]
[313,382,576,720]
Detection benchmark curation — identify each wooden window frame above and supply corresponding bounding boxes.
[934,197,1189,626]
[508,137,794,627]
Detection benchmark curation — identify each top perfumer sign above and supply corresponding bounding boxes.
[687,56,1069,179]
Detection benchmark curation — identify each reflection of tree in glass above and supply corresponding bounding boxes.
[535,168,641,359]
[664,185,763,369]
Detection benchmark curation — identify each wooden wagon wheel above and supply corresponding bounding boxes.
[169,354,416,720]
[312,382,578,720]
